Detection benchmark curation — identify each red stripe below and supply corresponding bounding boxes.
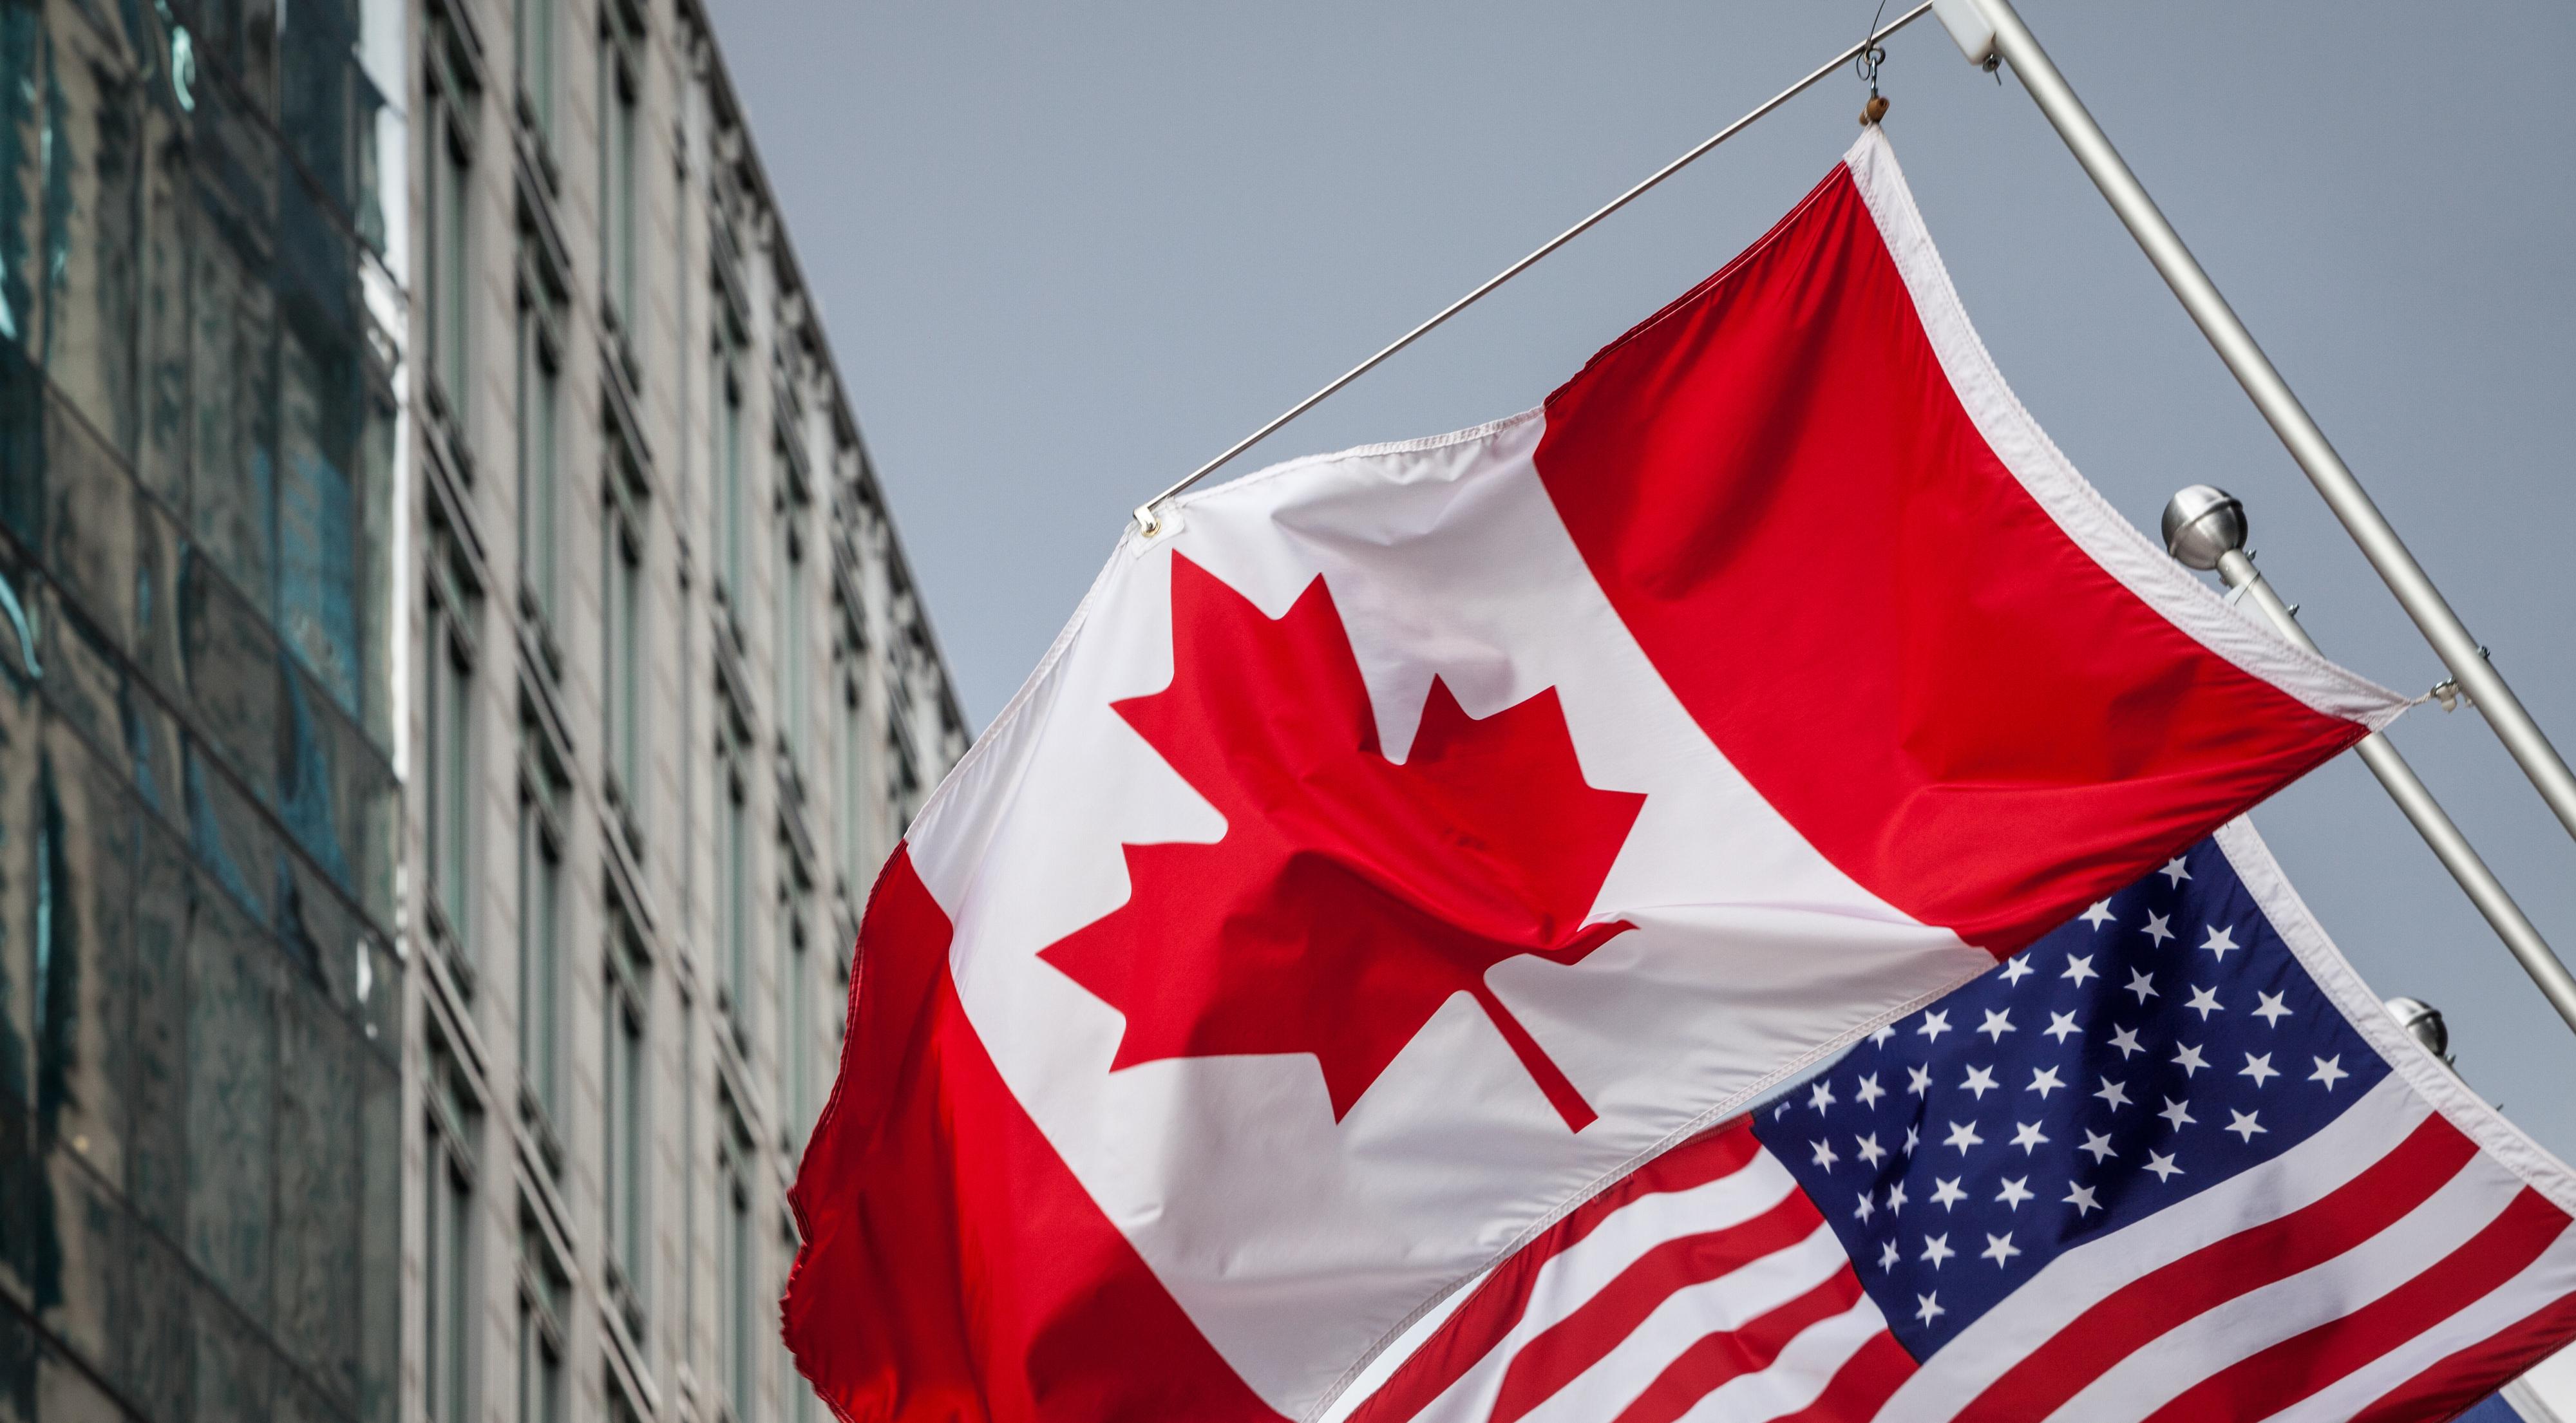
[2350,1266,2576,1423]
[2142,1189,2572,1422]
[1606,1267,1867,1423]
[1765,1329,1916,1423]
[1953,1113,2476,1423]
[1531,162,2371,954]
[782,847,1288,1423]
[1487,1195,1826,1423]
[1344,1122,1766,1423]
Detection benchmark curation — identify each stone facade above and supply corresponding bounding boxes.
[404,3,966,1423]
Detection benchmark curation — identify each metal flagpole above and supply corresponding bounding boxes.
[1939,0,2576,850]
[2163,486,2576,1036]
[1133,2,1938,538]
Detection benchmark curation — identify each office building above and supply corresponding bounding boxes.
[0,1,969,1421]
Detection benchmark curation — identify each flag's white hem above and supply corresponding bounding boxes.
[1841,127,2407,732]
[2214,817,2576,1215]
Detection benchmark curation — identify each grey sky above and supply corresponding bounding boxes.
[710,2,2576,1155]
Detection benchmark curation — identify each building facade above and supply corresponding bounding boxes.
[0,0,967,1421]
[404,3,967,1423]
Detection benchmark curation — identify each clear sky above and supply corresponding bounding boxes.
[709,1,2576,1157]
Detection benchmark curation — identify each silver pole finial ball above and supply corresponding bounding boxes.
[2161,484,2249,571]
[2385,995,2454,1065]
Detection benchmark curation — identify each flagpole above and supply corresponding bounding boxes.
[1949,0,2576,851]
[2164,485,2576,1035]
[1133,3,1938,538]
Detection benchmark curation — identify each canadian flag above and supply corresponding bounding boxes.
[783,129,2406,1423]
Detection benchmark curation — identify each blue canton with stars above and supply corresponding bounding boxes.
[1750,838,2391,1360]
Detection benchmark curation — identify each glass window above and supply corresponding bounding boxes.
[720,1100,757,1423]
[516,1216,569,1423]
[837,679,864,892]
[516,788,563,1135]
[599,32,639,327]
[426,537,478,968]
[602,916,649,1317]
[780,906,811,1150]
[777,508,808,764]
[719,373,744,600]
[515,0,557,143]
[424,1041,482,1423]
[425,29,477,428]
[516,279,562,623]
[603,490,644,805]
[723,762,750,1037]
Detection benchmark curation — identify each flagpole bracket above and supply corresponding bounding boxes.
[1132,500,1183,547]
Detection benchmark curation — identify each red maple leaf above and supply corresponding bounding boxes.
[1039,554,1647,1131]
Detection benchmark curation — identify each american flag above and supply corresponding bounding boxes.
[1331,824,2576,1423]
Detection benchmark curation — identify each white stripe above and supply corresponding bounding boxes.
[1682,1297,1893,1423]
[1403,1153,1804,1422]
[2047,1146,2517,1422]
[2217,820,2576,1221]
[1877,1071,2430,1420]
[1517,1223,1848,1423]
[2269,1218,2576,1423]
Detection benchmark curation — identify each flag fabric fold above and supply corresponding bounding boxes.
[786,126,2416,1423]
[1320,824,2576,1423]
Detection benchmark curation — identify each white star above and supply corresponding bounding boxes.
[1904,1124,1920,1154]
[1918,1010,1952,1043]
[2028,1066,2067,1100]
[2145,1150,2184,1183]
[2108,1024,2145,1059]
[2172,1042,2210,1077]
[1943,1120,1985,1154]
[2310,1055,2349,1089]
[1907,1064,1933,1098]
[1996,1176,2033,1209]
[2043,1010,2082,1045]
[2158,1097,2197,1133]
[1810,1079,1838,1113]
[2161,856,2192,887]
[1879,1239,1903,1272]
[2240,1052,2279,1088]
[1921,1234,1955,1269]
[2081,899,2116,930]
[1886,1180,1908,1216]
[1870,1024,1897,1048]
[2185,985,2225,1021]
[1916,1292,1946,1326]
[2125,970,2159,1005]
[2078,1129,2116,1164]
[2201,925,2240,961]
[2253,992,2292,1027]
[1775,1100,1794,1121]
[2226,1109,2268,1144]
[1855,1073,1886,1109]
[1856,1133,1888,1168]
[1855,1191,1876,1223]
[1981,1232,2023,1267]
[1962,1065,2000,1100]
[2011,1121,2051,1155]
[1930,1176,1967,1211]
[2062,954,2099,987]
[1979,1009,2017,1042]
[2064,1180,2102,1216]
[2143,910,2174,947]
[1811,1138,1840,1170]
[1998,957,2035,987]
[2094,1076,2132,1111]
